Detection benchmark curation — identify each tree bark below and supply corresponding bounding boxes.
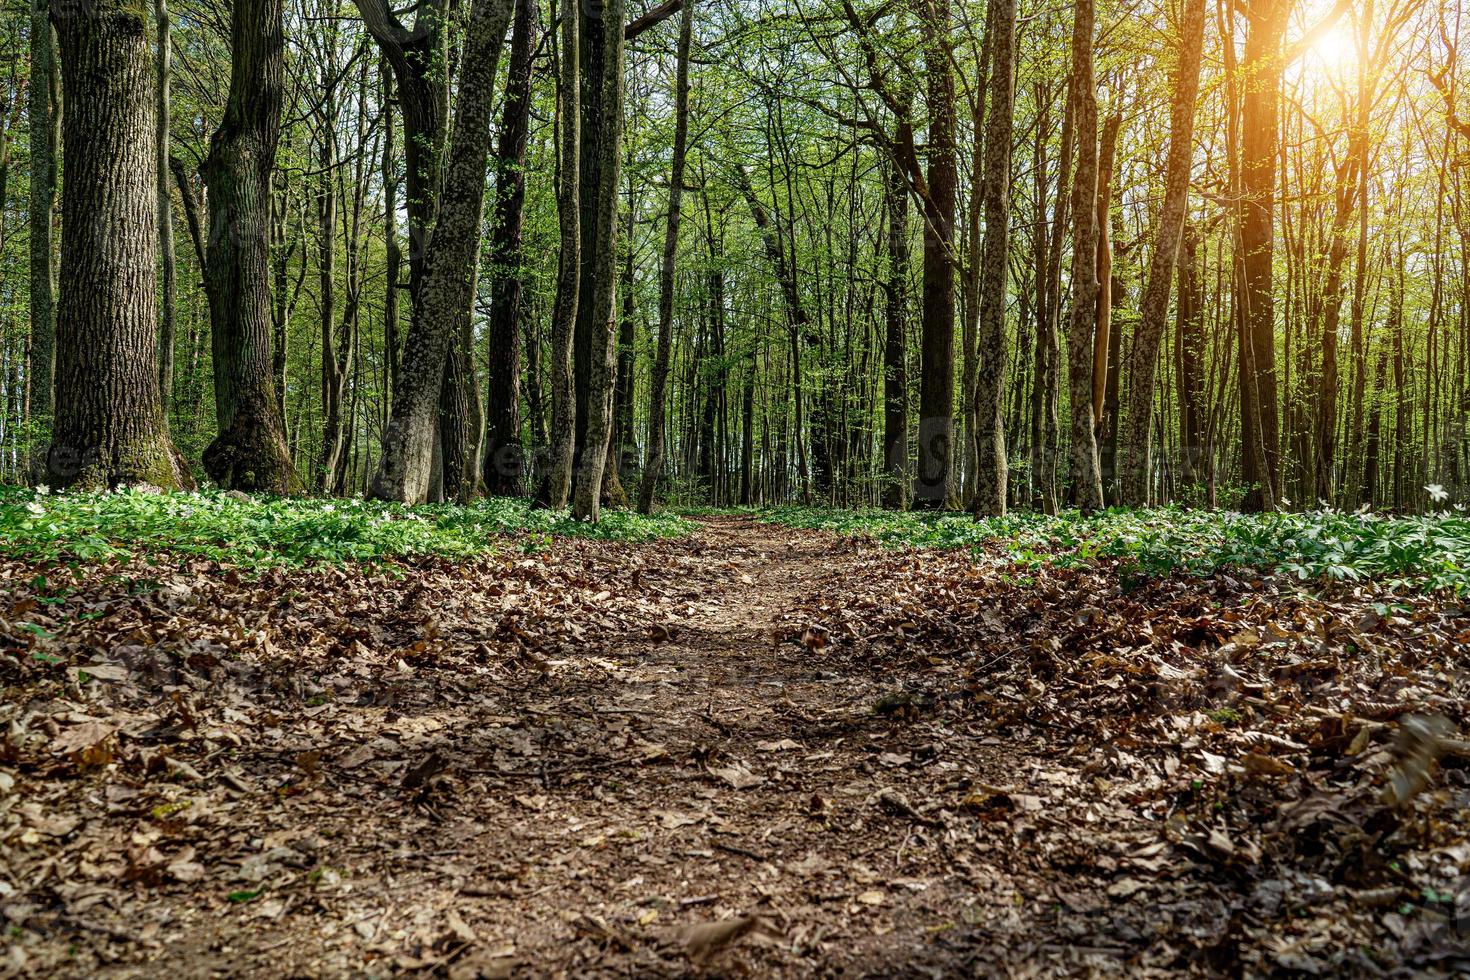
[28,0,59,444]
[537,0,579,509]
[1120,0,1204,505]
[200,0,298,492]
[1033,78,1073,515]
[155,0,176,417]
[881,156,910,510]
[637,0,693,514]
[1065,0,1104,511]
[483,0,539,496]
[970,0,1016,516]
[370,0,515,503]
[48,0,189,490]
[913,0,958,509]
[569,0,628,522]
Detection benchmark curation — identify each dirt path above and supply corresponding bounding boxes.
[4,516,1011,977]
[5,515,1469,977]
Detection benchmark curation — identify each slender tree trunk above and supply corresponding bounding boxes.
[1091,111,1120,433]
[611,211,637,497]
[48,0,189,490]
[1120,0,1204,504]
[155,0,177,418]
[28,0,59,455]
[1176,227,1205,488]
[881,157,910,509]
[483,0,539,496]
[601,206,634,507]
[1066,0,1105,510]
[1034,78,1073,515]
[317,60,344,490]
[971,0,1016,516]
[913,0,958,508]
[638,0,694,514]
[370,0,515,503]
[382,59,401,403]
[201,0,298,492]
[538,0,579,509]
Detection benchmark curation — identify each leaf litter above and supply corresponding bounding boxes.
[2,515,1469,976]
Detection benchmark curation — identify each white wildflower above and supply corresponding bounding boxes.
[1425,483,1449,503]
[33,485,50,496]
[25,501,45,517]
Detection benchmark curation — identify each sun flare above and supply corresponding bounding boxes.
[1307,22,1358,74]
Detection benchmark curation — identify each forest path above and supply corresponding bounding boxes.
[14,514,1459,977]
[10,513,1048,977]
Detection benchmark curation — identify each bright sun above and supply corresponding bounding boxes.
[1307,22,1358,74]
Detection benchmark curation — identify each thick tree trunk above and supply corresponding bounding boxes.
[1235,0,1293,512]
[370,0,514,503]
[201,0,298,493]
[28,1,59,444]
[569,0,627,521]
[638,0,694,514]
[1065,0,1105,511]
[48,0,189,491]
[483,0,539,497]
[970,0,1016,516]
[1120,0,1204,505]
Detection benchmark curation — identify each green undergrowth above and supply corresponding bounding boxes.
[751,504,1470,593]
[0,486,694,569]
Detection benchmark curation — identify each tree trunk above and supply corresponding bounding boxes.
[1175,227,1205,488]
[317,57,345,491]
[1091,111,1121,433]
[970,0,1016,516]
[370,0,515,503]
[48,0,189,490]
[1033,78,1073,515]
[483,0,538,496]
[155,0,177,418]
[1120,0,1204,505]
[537,0,579,509]
[610,214,637,499]
[569,0,627,521]
[382,58,401,403]
[638,0,694,514]
[913,0,957,509]
[28,0,59,448]
[881,157,910,509]
[201,0,298,493]
[1065,0,1105,510]
[601,206,634,508]
[1234,0,1295,511]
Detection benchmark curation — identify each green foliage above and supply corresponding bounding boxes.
[752,505,1470,593]
[0,487,693,569]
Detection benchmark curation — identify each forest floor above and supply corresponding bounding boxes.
[4,513,1470,977]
